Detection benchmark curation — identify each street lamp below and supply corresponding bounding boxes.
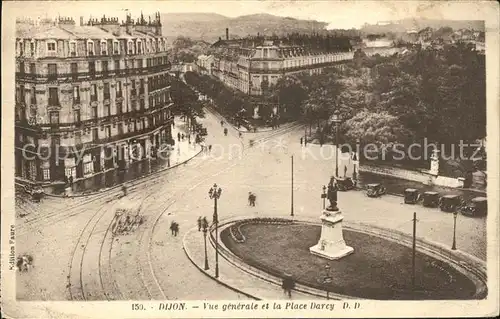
[452,210,458,250]
[208,183,222,278]
[323,264,332,300]
[321,185,327,210]
[202,216,210,270]
[331,110,342,178]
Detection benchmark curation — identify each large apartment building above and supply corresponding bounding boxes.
[15,13,173,188]
[202,30,402,95]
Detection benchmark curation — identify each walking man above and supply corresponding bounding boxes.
[220,120,224,127]
[170,221,175,236]
[197,217,202,231]
[300,137,303,146]
[177,132,181,142]
[208,145,212,153]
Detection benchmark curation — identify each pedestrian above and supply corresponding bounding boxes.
[197,217,202,231]
[208,145,212,153]
[251,193,256,206]
[300,137,303,146]
[170,221,175,236]
[248,192,252,206]
[174,222,180,237]
[224,128,228,136]
[69,175,74,188]
[220,120,224,127]
[253,127,257,133]
[181,133,185,141]
[177,132,181,142]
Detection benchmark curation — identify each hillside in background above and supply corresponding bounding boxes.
[361,18,484,34]
[161,12,328,42]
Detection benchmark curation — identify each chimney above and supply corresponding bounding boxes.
[226,28,229,40]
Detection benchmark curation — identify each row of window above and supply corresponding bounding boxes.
[18,38,168,57]
[45,100,169,126]
[16,87,171,127]
[17,75,156,106]
[18,56,169,76]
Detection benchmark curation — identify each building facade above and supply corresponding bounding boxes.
[209,36,401,96]
[15,13,173,187]
[196,54,214,75]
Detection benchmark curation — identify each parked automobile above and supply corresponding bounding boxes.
[422,191,440,208]
[404,188,420,204]
[336,177,355,191]
[460,197,487,217]
[439,194,462,212]
[366,183,386,198]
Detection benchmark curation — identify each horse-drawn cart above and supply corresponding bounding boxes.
[112,199,145,235]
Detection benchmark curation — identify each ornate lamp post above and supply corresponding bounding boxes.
[452,210,458,250]
[321,185,327,209]
[323,264,332,300]
[331,110,342,178]
[208,183,222,278]
[202,216,210,270]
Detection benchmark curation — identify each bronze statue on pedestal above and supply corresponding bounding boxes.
[326,177,339,211]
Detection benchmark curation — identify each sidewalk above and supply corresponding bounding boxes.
[205,105,291,134]
[183,226,330,300]
[54,116,202,197]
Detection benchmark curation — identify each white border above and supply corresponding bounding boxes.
[2,1,499,318]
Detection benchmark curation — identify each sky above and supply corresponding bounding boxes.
[7,0,497,30]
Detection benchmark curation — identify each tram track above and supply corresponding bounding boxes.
[128,122,303,300]
[62,118,302,301]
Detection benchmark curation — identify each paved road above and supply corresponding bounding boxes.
[15,109,486,301]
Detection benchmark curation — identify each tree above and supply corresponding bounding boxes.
[272,76,308,119]
[170,78,204,130]
[344,111,413,148]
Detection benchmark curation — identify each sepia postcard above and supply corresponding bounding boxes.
[1,0,499,318]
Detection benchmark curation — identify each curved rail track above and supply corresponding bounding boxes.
[35,118,304,301]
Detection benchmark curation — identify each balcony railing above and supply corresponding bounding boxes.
[48,100,60,107]
[16,101,174,132]
[16,63,172,82]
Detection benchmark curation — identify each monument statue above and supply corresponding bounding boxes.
[310,176,353,260]
[326,177,339,212]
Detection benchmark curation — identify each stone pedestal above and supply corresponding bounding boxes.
[310,210,354,260]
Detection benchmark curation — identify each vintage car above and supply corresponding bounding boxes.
[24,184,44,202]
[335,177,355,191]
[366,183,386,198]
[404,188,420,204]
[422,191,440,208]
[460,197,487,217]
[439,194,462,212]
